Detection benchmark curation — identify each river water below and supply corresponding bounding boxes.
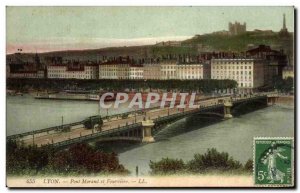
[6,95,294,176]
[6,95,134,135]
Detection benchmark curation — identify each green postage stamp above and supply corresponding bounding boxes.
[254,137,294,186]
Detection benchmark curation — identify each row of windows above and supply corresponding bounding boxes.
[212,75,252,81]
[178,72,202,75]
[213,61,253,65]
[161,66,176,69]
[177,67,203,70]
[48,71,93,75]
[163,71,176,75]
[239,83,253,87]
[100,72,117,76]
[130,72,143,76]
[129,77,143,79]
[212,65,252,70]
[48,74,94,78]
[178,75,203,79]
[213,71,252,75]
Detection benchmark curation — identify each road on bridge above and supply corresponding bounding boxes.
[20,96,231,147]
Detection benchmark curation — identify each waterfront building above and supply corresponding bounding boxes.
[8,70,46,78]
[211,58,265,90]
[160,61,177,79]
[47,62,98,79]
[203,61,212,79]
[117,63,130,80]
[129,64,144,79]
[99,63,118,79]
[99,57,144,80]
[176,63,204,80]
[143,62,161,80]
[282,66,294,79]
[246,45,288,84]
[7,53,46,78]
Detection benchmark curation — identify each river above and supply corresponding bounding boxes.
[6,95,294,176]
[6,95,134,135]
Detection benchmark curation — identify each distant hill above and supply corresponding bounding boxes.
[7,45,154,63]
[182,31,294,65]
[182,31,293,55]
[6,30,294,64]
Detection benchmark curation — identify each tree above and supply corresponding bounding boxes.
[273,76,294,93]
[7,140,52,175]
[149,158,186,175]
[49,143,129,175]
[186,148,242,173]
[244,159,253,172]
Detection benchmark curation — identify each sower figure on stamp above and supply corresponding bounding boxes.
[262,142,288,183]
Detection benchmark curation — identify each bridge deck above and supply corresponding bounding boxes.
[9,94,270,148]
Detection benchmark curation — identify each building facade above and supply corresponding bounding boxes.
[47,64,98,79]
[176,63,204,80]
[246,45,288,84]
[282,66,294,79]
[129,64,144,79]
[117,64,130,80]
[160,61,177,79]
[143,62,161,80]
[99,63,118,79]
[211,58,265,89]
[8,70,46,78]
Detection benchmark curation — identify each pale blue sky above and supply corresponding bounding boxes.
[6,6,294,53]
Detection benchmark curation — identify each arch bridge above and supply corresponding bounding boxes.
[8,93,277,149]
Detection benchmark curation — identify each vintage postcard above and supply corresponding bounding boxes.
[6,6,295,188]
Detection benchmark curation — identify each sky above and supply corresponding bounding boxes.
[6,6,294,54]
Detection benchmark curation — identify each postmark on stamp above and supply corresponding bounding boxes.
[253,137,294,187]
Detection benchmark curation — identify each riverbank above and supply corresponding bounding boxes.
[277,95,294,107]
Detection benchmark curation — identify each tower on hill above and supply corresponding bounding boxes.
[279,13,289,36]
[228,21,246,35]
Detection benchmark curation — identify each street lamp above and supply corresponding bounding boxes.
[61,116,64,130]
[134,107,137,123]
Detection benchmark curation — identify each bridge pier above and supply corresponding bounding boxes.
[224,101,233,119]
[267,96,277,106]
[142,119,155,143]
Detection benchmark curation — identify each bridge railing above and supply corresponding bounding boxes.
[8,93,271,142]
[46,122,142,148]
[7,121,84,140]
[154,103,224,123]
[7,106,160,140]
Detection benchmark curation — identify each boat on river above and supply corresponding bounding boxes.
[35,90,115,101]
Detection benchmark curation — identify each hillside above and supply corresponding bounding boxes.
[7,31,294,63]
[182,31,294,55]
